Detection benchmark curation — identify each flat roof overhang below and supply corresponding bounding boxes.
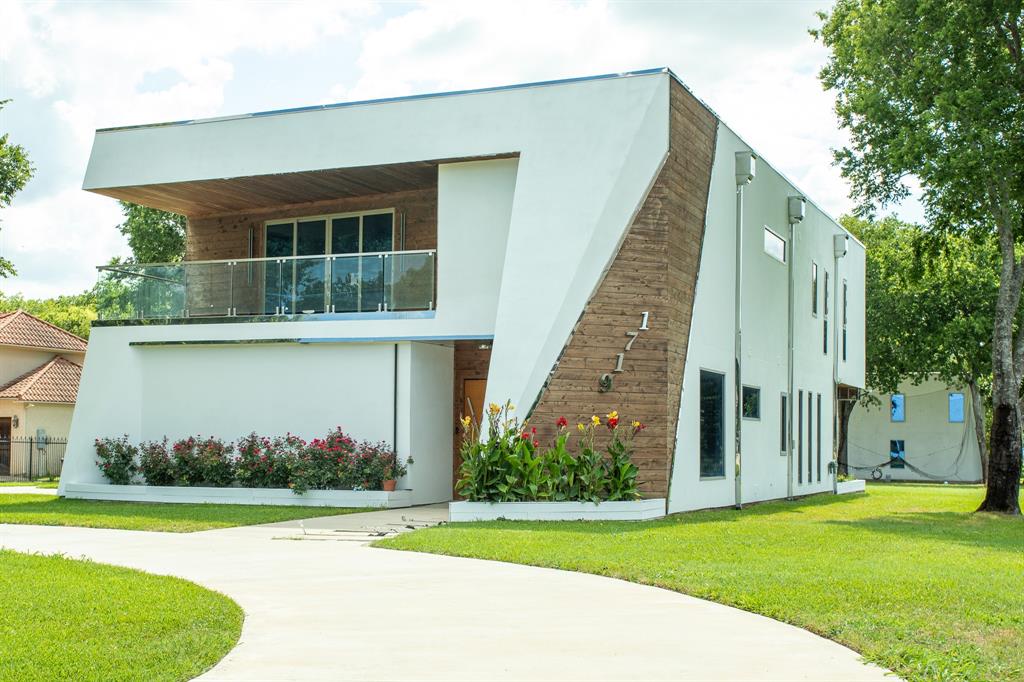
[88,156,514,217]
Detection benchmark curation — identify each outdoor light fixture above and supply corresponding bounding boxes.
[11,416,18,428]
[478,343,492,350]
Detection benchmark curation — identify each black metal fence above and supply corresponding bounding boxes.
[0,437,66,482]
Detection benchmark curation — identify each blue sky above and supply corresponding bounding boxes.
[0,0,923,299]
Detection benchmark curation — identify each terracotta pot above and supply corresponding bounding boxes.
[382,479,397,492]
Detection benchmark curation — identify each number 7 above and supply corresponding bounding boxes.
[625,331,639,351]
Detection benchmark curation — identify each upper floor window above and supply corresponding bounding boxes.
[265,209,395,259]
[824,270,829,317]
[764,227,786,263]
[842,279,848,362]
[742,385,761,420]
[811,262,818,315]
[890,394,906,422]
[948,393,965,423]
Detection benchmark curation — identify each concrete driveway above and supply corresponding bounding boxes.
[0,511,889,681]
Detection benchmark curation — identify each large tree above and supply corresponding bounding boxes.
[0,99,35,278]
[844,216,998,478]
[116,201,186,263]
[816,0,1023,514]
[0,291,97,340]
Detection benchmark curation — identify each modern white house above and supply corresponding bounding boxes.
[59,68,865,513]
[847,376,983,483]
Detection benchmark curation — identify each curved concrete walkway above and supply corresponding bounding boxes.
[0,518,889,681]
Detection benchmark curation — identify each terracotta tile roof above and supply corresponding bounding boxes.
[0,356,83,403]
[0,310,87,352]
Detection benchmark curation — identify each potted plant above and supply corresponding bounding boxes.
[382,451,409,491]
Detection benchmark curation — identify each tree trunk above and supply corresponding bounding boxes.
[979,222,1023,515]
[967,379,988,483]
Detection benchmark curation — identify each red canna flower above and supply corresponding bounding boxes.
[607,417,619,430]
[556,416,568,428]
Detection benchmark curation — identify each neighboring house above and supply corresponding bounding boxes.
[0,311,86,476]
[60,68,865,512]
[848,376,983,483]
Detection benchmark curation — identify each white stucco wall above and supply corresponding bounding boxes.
[848,377,982,482]
[83,72,670,424]
[668,124,866,513]
[0,348,84,385]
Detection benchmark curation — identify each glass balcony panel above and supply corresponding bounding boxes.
[360,255,385,312]
[292,256,328,314]
[184,262,232,317]
[330,255,360,313]
[231,259,267,317]
[387,252,435,311]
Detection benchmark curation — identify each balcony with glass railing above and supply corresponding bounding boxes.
[95,250,436,321]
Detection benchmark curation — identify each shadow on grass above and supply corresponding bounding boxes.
[824,511,1024,552]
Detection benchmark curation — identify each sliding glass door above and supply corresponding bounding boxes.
[264,210,394,315]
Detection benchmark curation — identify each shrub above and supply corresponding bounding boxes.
[235,433,292,489]
[138,438,175,486]
[354,441,404,490]
[94,436,138,485]
[172,436,236,487]
[289,428,356,494]
[455,403,643,503]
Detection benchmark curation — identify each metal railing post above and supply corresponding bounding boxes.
[27,437,33,481]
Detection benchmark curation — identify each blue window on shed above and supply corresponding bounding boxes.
[890,439,906,468]
[890,394,906,422]
[948,393,965,423]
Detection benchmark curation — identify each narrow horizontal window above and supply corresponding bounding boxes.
[948,393,965,423]
[764,227,786,263]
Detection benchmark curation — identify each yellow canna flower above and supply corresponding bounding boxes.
[631,420,641,429]
[591,415,601,426]
[461,416,472,428]
[577,423,585,432]
[488,403,501,416]
[607,410,619,420]
[507,403,515,411]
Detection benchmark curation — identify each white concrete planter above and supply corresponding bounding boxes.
[62,483,412,508]
[835,479,866,495]
[449,498,666,522]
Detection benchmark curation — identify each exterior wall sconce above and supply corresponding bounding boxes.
[11,416,18,428]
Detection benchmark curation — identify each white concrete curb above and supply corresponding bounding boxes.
[449,498,666,522]
[62,483,412,508]
[835,480,866,495]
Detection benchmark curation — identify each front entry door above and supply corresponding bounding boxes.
[463,379,488,426]
[0,417,11,476]
[454,379,487,497]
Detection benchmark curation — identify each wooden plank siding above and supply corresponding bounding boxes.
[526,81,718,499]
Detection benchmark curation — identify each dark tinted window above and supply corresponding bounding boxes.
[699,370,726,478]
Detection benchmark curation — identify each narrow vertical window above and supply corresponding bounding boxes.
[742,386,761,420]
[823,319,829,354]
[797,390,804,483]
[824,271,830,316]
[780,394,788,453]
[890,394,906,422]
[811,263,818,315]
[948,393,965,423]
[816,393,822,482]
[699,370,726,478]
[807,391,814,483]
[842,280,848,362]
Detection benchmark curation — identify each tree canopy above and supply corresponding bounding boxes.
[816,0,1023,513]
[0,291,97,340]
[116,201,186,264]
[0,99,35,278]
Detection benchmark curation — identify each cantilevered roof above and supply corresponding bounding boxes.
[0,356,83,404]
[0,311,88,353]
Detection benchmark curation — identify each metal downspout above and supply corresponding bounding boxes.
[786,196,805,501]
[734,152,755,510]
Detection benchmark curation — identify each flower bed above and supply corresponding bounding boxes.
[455,402,646,503]
[93,428,408,496]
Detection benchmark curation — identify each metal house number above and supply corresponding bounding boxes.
[599,311,650,392]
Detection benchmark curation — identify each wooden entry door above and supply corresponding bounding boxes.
[462,379,488,426]
[0,417,11,476]
[454,379,487,496]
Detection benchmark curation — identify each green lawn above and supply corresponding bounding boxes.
[0,549,241,681]
[0,480,59,488]
[0,494,365,532]
[381,484,1024,682]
